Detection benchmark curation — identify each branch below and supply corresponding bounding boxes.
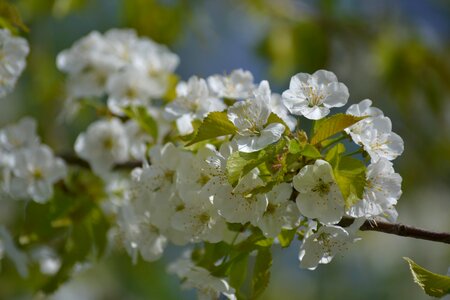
[338,217,450,245]
[59,154,141,170]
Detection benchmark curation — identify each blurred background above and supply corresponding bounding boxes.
[0,0,449,299]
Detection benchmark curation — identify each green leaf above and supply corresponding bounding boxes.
[300,144,322,159]
[251,247,272,299]
[310,114,364,145]
[336,157,366,208]
[325,143,346,166]
[255,238,274,247]
[226,139,286,186]
[186,111,237,146]
[288,139,302,154]
[288,139,321,159]
[229,254,249,290]
[0,1,28,33]
[278,228,297,248]
[123,106,158,140]
[326,143,366,208]
[404,257,450,298]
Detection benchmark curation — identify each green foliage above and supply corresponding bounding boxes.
[277,228,297,248]
[186,111,237,146]
[123,105,158,141]
[251,247,272,299]
[19,169,110,294]
[226,139,287,186]
[310,114,364,145]
[404,257,450,298]
[123,0,190,45]
[326,143,366,208]
[288,139,322,159]
[0,0,28,33]
[228,254,249,290]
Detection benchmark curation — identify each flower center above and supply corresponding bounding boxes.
[125,87,138,99]
[102,136,114,150]
[312,178,330,196]
[32,168,44,180]
[264,203,277,215]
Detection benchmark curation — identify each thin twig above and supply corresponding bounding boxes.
[338,217,450,245]
[59,154,141,170]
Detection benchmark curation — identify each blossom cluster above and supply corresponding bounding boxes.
[57,28,179,115]
[0,29,29,98]
[0,117,67,202]
[0,28,405,300]
[54,29,405,299]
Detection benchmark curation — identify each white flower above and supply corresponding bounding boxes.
[207,69,255,99]
[282,70,349,120]
[293,159,345,224]
[106,67,163,115]
[255,183,299,238]
[359,117,404,162]
[75,118,129,176]
[56,31,107,74]
[345,99,384,144]
[57,28,179,104]
[117,205,167,263]
[0,29,29,97]
[171,193,226,243]
[348,158,402,218]
[138,143,188,193]
[228,81,285,152]
[176,144,217,197]
[213,170,266,224]
[103,174,131,210]
[65,69,107,98]
[299,223,361,270]
[168,257,236,300]
[0,117,39,153]
[124,120,153,161]
[8,145,66,203]
[268,93,297,131]
[165,76,226,135]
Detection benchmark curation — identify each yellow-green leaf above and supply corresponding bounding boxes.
[251,247,272,299]
[404,257,450,298]
[311,114,365,145]
[186,111,237,146]
[326,143,366,208]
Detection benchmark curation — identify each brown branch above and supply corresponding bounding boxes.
[59,154,142,170]
[338,217,450,245]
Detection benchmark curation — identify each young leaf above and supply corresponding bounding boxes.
[226,139,286,186]
[251,247,272,299]
[229,254,249,290]
[300,144,322,159]
[0,1,28,33]
[278,228,297,248]
[326,143,366,208]
[310,114,364,145]
[288,139,302,154]
[186,111,237,146]
[404,257,450,298]
[226,150,260,186]
[123,106,158,140]
[334,156,366,208]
